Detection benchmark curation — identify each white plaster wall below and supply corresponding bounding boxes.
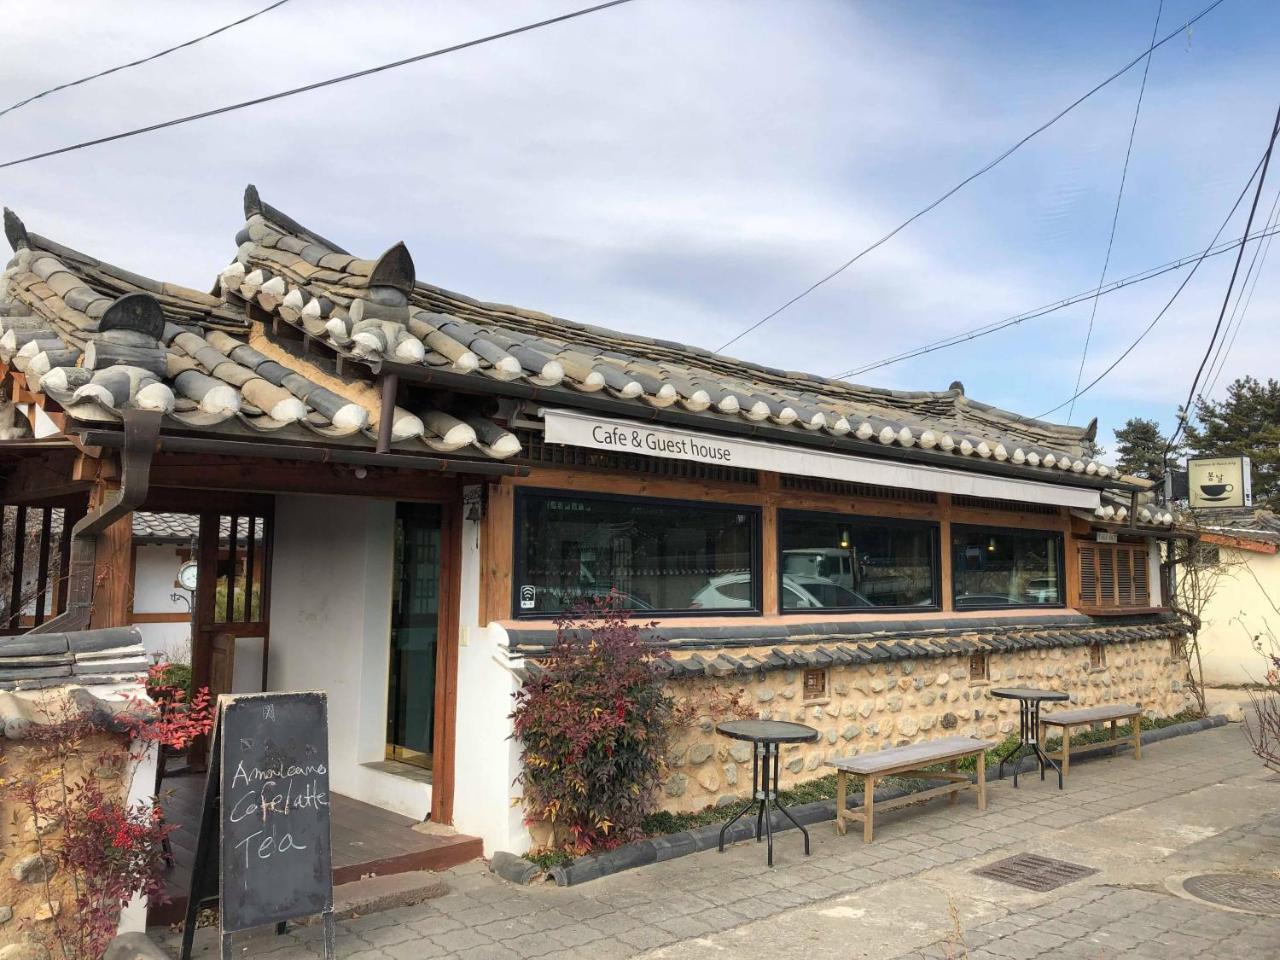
[1197,546,1280,686]
[131,543,193,660]
[267,495,430,819]
[453,488,530,856]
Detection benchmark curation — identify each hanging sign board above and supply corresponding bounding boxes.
[180,692,335,960]
[1187,456,1252,508]
[541,408,1101,510]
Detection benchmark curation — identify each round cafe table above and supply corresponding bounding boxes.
[715,719,819,867]
[991,687,1070,790]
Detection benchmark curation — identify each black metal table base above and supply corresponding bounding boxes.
[996,695,1063,790]
[717,741,810,866]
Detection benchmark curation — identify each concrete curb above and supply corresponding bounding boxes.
[527,713,1229,886]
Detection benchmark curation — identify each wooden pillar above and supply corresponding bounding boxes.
[760,472,780,615]
[88,482,133,630]
[479,482,514,624]
[189,512,223,772]
[938,494,954,612]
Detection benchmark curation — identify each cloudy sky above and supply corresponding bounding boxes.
[1,0,1276,451]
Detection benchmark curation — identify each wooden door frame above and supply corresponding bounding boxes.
[429,500,461,825]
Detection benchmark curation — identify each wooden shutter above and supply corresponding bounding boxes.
[1131,547,1150,605]
[1098,548,1116,605]
[1116,550,1133,605]
[1078,544,1099,606]
[1076,541,1154,612]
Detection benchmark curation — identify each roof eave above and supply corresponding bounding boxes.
[375,358,1131,492]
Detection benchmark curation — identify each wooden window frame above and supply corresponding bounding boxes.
[511,487,764,619]
[776,508,942,614]
[950,523,1067,611]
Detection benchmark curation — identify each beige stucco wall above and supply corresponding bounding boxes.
[660,638,1191,814]
[1196,545,1280,686]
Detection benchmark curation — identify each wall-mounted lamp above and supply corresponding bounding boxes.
[839,529,851,549]
[986,536,998,553]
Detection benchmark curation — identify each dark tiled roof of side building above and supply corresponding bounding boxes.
[0,626,148,695]
[1192,506,1280,546]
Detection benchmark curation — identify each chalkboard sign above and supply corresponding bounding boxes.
[181,692,335,960]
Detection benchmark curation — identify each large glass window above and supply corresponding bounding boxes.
[778,511,939,610]
[514,490,760,616]
[951,525,1063,609]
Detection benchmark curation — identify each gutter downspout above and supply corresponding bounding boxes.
[375,373,399,455]
[27,409,161,635]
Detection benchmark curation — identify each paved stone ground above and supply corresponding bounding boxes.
[163,718,1280,959]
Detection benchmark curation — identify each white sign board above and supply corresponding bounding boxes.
[541,409,1101,510]
[1187,456,1252,508]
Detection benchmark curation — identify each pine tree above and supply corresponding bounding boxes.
[1184,375,1280,505]
[1113,417,1173,480]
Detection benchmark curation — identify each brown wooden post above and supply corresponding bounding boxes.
[88,482,133,630]
[760,472,780,615]
[479,481,514,624]
[937,494,954,612]
[7,505,26,631]
[431,501,463,825]
[189,512,223,772]
[33,507,52,625]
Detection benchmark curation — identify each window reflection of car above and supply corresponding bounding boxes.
[691,573,873,609]
[533,588,655,612]
[1024,578,1059,603]
[955,588,1058,608]
[954,593,1020,608]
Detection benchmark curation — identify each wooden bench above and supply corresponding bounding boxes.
[827,735,992,843]
[1038,704,1142,782]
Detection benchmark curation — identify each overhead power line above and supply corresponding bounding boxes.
[0,0,294,121]
[1164,102,1280,456]
[713,0,1229,355]
[1032,144,1271,421]
[1201,184,1280,398]
[1068,0,1163,424]
[0,0,639,171]
[830,223,1280,381]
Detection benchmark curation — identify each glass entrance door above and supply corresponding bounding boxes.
[386,503,443,769]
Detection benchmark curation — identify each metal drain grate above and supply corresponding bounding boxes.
[1183,874,1280,916]
[973,854,1098,892]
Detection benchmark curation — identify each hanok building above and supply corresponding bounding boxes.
[0,188,1190,873]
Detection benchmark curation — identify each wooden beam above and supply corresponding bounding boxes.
[0,450,89,505]
[147,454,463,501]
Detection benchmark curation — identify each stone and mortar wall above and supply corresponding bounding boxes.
[0,731,130,953]
[660,639,1191,814]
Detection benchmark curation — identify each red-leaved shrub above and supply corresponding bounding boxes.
[512,595,673,855]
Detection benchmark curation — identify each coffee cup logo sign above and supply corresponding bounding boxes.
[1187,456,1252,508]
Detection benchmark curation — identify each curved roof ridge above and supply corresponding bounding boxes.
[236,186,1094,451]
